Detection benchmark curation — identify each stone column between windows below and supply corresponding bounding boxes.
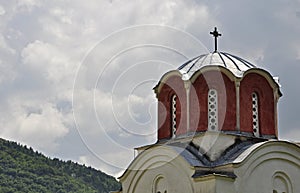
[274,88,279,138]
[184,80,191,132]
[235,80,240,132]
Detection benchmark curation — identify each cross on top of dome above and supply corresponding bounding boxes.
[210,27,222,52]
[178,27,260,79]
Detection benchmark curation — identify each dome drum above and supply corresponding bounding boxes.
[154,52,281,141]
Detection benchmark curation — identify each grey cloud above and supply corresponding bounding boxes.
[0,0,299,177]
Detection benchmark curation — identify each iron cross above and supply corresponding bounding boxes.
[210,27,222,52]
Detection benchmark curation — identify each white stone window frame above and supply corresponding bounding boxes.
[208,89,218,131]
[171,94,177,138]
[252,92,260,137]
[272,172,293,193]
[153,175,168,193]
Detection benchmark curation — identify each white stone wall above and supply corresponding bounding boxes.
[120,145,195,193]
[232,141,300,193]
[119,141,300,193]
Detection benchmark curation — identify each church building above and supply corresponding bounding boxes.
[116,28,300,193]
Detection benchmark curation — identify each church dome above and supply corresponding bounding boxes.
[178,51,256,79]
[154,27,282,141]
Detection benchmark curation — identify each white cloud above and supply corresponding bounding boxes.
[21,40,78,84]
[18,103,68,148]
[1,100,69,153]
[78,149,133,177]
[0,0,213,177]
[73,88,156,145]
[0,5,6,15]
[0,34,16,54]
[50,7,73,25]
[0,58,16,84]
[17,0,41,12]
[296,46,300,60]
[279,127,300,142]
[0,0,299,177]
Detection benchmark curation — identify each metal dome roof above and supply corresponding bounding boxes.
[178,51,256,79]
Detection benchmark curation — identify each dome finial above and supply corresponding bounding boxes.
[210,27,222,52]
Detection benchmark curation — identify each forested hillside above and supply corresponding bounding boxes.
[0,138,121,193]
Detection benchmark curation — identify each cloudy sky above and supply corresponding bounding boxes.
[0,0,300,177]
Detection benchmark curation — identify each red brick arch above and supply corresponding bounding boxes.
[155,72,186,139]
[240,72,275,136]
[190,68,236,132]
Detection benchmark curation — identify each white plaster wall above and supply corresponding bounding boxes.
[192,175,235,193]
[120,145,195,193]
[120,141,300,193]
[233,141,300,193]
[215,177,235,193]
[193,178,216,193]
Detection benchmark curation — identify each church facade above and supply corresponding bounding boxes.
[116,29,300,193]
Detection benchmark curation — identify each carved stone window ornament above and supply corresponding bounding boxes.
[252,92,260,137]
[171,95,177,138]
[208,89,218,131]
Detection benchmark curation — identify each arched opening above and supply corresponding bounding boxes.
[240,72,276,136]
[171,94,177,138]
[272,172,292,193]
[208,89,218,131]
[252,92,260,137]
[153,176,168,193]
